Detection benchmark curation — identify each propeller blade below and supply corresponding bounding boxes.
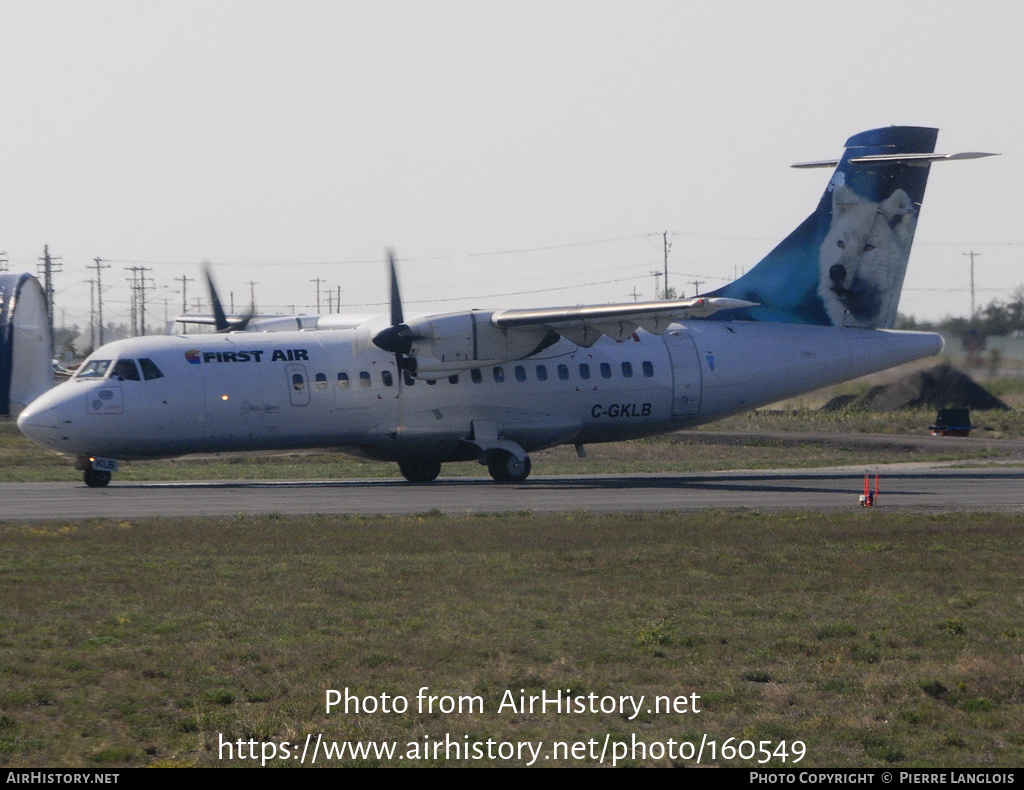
[388,249,404,327]
[202,262,230,332]
[202,262,254,332]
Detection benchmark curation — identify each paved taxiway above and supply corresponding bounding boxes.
[2,464,1022,520]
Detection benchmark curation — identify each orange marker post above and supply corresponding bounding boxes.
[860,473,877,507]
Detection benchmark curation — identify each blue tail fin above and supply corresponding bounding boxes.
[710,126,938,328]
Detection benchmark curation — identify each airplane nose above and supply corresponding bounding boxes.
[16,402,61,446]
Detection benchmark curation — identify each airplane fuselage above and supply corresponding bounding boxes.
[18,321,942,469]
[15,126,980,486]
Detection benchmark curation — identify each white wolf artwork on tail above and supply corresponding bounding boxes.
[818,177,917,328]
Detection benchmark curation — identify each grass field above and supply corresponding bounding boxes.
[3,371,1022,767]
[1,511,1022,768]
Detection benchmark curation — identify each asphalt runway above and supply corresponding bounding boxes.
[3,464,1023,520]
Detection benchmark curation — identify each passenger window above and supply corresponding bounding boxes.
[493,367,505,383]
[382,371,394,387]
[536,365,548,382]
[76,359,112,379]
[557,364,569,381]
[514,365,526,382]
[471,369,482,383]
[111,359,141,381]
[138,358,164,381]
[359,371,371,388]
[292,373,306,391]
[621,361,633,378]
[579,363,590,380]
[337,372,350,389]
[600,362,611,379]
[315,372,328,390]
[642,361,654,378]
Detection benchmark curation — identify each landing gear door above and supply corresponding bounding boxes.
[665,330,702,418]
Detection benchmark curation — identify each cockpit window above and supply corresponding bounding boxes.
[111,359,141,381]
[76,359,112,379]
[138,358,164,381]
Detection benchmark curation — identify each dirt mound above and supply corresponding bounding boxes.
[822,364,1009,412]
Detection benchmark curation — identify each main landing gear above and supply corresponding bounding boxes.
[398,460,442,484]
[486,450,531,483]
[396,451,532,484]
[83,469,112,488]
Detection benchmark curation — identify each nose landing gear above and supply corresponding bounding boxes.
[76,456,118,488]
[83,469,112,488]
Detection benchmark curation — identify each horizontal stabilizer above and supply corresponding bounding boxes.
[791,151,999,169]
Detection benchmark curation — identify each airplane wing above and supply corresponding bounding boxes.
[491,296,755,346]
[373,296,756,377]
[174,314,227,327]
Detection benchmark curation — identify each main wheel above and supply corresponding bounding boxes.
[83,469,112,488]
[398,460,441,484]
[487,451,531,483]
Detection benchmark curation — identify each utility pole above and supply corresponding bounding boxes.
[963,251,980,319]
[650,271,662,301]
[175,274,194,314]
[125,266,152,335]
[689,279,704,298]
[310,277,325,313]
[246,280,258,311]
[88,278,96,351]
[37,245,63,353]
[663,231,671,299]
[0,252,7,272]
[126,267,137,335]
[139,267,151,335]
[90,258,110,345]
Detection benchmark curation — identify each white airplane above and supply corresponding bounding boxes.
[17,126,995,487]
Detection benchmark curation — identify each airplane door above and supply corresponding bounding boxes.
[664,330,702,417]
[287,364,311,407]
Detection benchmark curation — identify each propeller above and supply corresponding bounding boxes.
[202,262,254,333]
[371,250,417,376]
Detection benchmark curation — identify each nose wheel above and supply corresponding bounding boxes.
[83,469,112,488]
[487,450,531,483]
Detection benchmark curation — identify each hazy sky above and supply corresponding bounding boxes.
[2,0,1020,334]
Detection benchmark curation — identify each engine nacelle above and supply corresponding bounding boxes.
[402,311,555,379]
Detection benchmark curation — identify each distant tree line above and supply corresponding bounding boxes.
[897,286,1024,338]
